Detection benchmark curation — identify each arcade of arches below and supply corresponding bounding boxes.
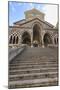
[9,23,58,47]
[9,35,19,44]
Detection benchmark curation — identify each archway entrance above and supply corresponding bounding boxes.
[43,33,52,47]
[33,24,41,47]
[22,32,31,46]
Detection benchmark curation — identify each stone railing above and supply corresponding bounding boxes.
[9,44,26,62]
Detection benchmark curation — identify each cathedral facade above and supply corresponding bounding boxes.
[9,8,58,48]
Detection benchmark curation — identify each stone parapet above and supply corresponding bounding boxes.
[9,45,26,62]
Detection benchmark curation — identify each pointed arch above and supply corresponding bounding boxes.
[43,33,52,46]
[22,31,31,46]
[9,35,12,44]
[33,24,40,42]
[54,38,56,44]
[33,23,42,46]
[54,37,58,44]
[57,38,58,44]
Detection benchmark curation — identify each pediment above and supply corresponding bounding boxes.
[14,17,54,28]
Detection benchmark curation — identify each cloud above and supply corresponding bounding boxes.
[29,3,34,8]
[9,2,16,12]
[12,5,15,12]
[37,5,40,9]
[42,5,58,26]
[9,2,12,5]
[25,3,34,11]
[24,3,26,5]
[17,3,23,6]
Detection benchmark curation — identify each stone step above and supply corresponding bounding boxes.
[9,63,58,67]
[15,52,57,57]
[9,67,57,75]
[10,62,57,66]
[8,77,58,89]
[9,72,58,81]
[12,60,57,64]
[9,64,58,70]
[9,47,58,88]
[14,57,57,61]
[14,56,57,60]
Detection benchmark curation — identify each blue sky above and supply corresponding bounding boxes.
[9,2,45,26]
[9,2,58,26]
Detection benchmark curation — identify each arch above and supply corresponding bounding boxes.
[9,35,12,44]
[22,31,31,46]
[16,36,19,44]
[57,38,58,44]
[33,24,41,45]
[54,38,56,44]
[43,33,52,47]
[54,37,58,44]
[32,21,43,29]
[13,36,15,44]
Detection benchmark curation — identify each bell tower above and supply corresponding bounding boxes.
[24,8,45,21]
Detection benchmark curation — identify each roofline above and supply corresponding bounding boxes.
[9,26,31,29]
[14,17,54,28]
[44,21,54,27]
[14,19,25,24]
[9,26,57,30]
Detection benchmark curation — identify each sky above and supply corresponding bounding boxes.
[9,2,58,26]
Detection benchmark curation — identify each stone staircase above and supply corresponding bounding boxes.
[8,47,58,88]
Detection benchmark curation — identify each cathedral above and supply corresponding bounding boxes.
[9,8,58,48]
[8,8,58,88]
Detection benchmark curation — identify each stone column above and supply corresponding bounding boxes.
[31,30,33,47]
[52,37,55,45]
[42,38,44,48]
[12,36,13,44]
[18,35,22,47]
[41,33,44,48]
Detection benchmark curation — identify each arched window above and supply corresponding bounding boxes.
[43,33,52,46]
[57,38,58,44]
[33,24,40,43]
[9,35,12,44]
[54,38,56,44]
[22,32,31,46]
[16,36,19,44]
[13,36,15,44]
